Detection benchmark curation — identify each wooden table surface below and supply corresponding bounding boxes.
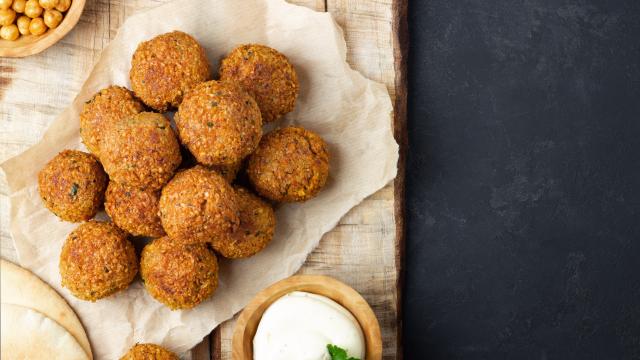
[0,0,407,359]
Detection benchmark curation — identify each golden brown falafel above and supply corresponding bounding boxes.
[175,80,262,166]
[247,127,329,202]
[79,86,145,157]
[120,343,178,360]
[101,112,181,190]
[38,150,107,222]
[219,44,298,122]
[211,186,275,259]
[59,221,138,301]
[140,237,218,310]
[105,181,165,237]
[130,31,210,111]
[159,166,239,244]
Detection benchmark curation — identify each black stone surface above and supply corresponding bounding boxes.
[403,1,640,359]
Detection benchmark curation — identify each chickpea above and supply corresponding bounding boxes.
[28,15,45,35]
[43,8,60,28]
[0,8,15,25]
[38,0,56,10]
[53,0,67,11]
[0,0,11,11]
[16,14,29,34]
[12,0,25,13]
[0,23,19,40]
[24,0,41,18]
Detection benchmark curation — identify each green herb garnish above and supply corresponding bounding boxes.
[327,344,360,360]
[70,183,79,197]
[207,122,214,127]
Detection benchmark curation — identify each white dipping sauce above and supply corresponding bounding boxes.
[253,291,365,360]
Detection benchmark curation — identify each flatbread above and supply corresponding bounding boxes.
[1,303,89,360]
[0,259,92,358]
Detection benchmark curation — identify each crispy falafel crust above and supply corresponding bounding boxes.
[38,150,107,222]
[247,127,329,202]
[159,166,239,244]
[101,112,182,190]
[120,343,178,360]
[140,237,219,310]
[130,31,210,111]
[80,86,144,157]
[211,186,275,259]
[59,221,138,301]
[105,181,165,237]
[219,44,298,122]
[175,80,262,166]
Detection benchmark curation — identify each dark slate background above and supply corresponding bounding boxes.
[403,0,640,359]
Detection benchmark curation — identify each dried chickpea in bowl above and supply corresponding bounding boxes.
[0,8,16,25]
[24,0,42,18]
[12,0,26,13]
[0,0,72,41]
[54,0,68,11]
[28,16,45,35]
[39,0,58,10]
[15,13,28,33]
[0,23,18,40]
[43,8,60,28]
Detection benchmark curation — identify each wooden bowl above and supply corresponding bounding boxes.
[232,275,382,360]
[0,0,86,58]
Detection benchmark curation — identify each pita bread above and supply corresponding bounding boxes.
[1,303,89,360]
[0,259,92,358]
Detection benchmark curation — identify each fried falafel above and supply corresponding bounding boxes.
[175,80,262,166]
[105,181,165,237]
[140,237,218,310]
[247,127,329,202]
[79,86,145,157]
[120,343,178,360]
[219,44,298,122]
[100,112,181,190]
[211,186,275,259]
[130,31,210,111]
[159,166,239,244]
[38,150,107,222]
[59,221,138,301]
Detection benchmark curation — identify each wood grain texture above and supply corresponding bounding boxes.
[0,0,407,359]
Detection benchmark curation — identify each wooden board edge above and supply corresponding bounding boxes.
[392,0,409,359]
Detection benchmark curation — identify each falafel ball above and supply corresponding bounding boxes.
[211,186,275,259]
[101,112,182,190]
[247,127,329,202]
[120,343,178,360]
[140,237,219,310]
[59,221,138,301]
[105,181,165,237]
[38,150,107,222]
[175,80,262,166]
[130,31,210,111]
[159,166,239,244]
[219,44,298,122]
[80,86,145,157]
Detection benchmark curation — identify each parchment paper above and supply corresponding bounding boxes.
[0,0,398,358]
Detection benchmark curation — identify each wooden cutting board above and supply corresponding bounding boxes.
[0,0,407,359]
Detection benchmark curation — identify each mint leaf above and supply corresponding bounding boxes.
[327,344,360,360]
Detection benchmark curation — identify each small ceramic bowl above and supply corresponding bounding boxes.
[232,274,382,360]
[0,0,86,58]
